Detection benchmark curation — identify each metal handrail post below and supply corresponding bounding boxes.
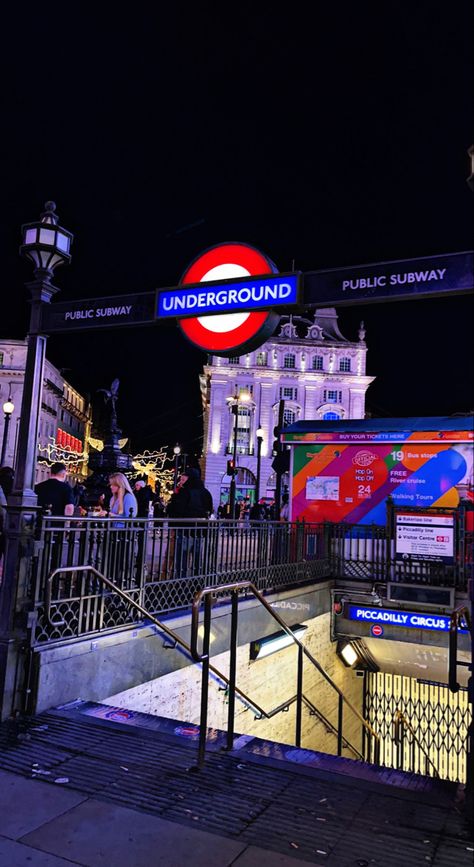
[197,594,211,768]
[295,643,303,748]
[337,693,343,756]
[226,590,238,751]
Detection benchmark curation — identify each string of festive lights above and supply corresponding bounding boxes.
[128,448,176,501]
[37,436,87,468]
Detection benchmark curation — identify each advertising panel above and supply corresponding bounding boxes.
[289,434,473,525]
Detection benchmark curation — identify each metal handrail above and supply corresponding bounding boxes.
[45,565,266,719]
[191,580,380,765]
[393,709,440,778]
[302,694,364,760]
[45,566,371,765]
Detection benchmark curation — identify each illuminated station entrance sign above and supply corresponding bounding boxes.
[163,242,299,356]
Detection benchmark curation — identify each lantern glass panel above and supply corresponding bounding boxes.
[39,228,56,245]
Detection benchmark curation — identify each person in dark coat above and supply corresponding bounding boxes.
[167,468,213,576]
[134,480,154,518]
[0,466,14,498]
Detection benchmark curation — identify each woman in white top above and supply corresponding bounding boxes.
[107,473,137,527]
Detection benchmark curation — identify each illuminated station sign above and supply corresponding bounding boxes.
[168,242,299,356]
[348,605,468,634]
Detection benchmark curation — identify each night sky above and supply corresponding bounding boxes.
[1,6,473,457]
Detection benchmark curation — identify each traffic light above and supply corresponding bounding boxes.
[272,424,280,457]
[227,458,235,476]
[271,448,290,474]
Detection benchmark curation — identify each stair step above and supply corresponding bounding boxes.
[54,699,457,800]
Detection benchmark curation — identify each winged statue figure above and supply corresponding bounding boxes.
[96,378,120,429]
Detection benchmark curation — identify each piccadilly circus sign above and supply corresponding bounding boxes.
[160,242,300,356]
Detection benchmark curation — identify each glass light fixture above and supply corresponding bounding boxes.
[20,201,73,274]
[3,399,14,415]
[250,625,307,660]
[338,642,359,668]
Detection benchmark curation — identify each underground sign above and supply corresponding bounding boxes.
[177,242,282,355]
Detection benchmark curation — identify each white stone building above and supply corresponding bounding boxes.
[0,339,91,484]
[199,309,375,508]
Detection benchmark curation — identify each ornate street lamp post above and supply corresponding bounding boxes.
[255,425,264,504]
[0,202,72,720]
[1,397,15,466]
[173,444,181,491]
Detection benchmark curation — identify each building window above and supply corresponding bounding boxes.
[235,406,252,454]
[312,355,323,370]
[238,384,253,397]
[324,390,342,403]
[280,387,297,400]
[283,408,296,426]
[339,357,351,372]
[266,471,290,492]
[283,354,295,369]
[0,352,3,367]
[323,411,341,420]
[228,357,240,364]
[256,352,267,366]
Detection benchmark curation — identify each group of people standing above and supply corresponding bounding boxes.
[216,493,289,522]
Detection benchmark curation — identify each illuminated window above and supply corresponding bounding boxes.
[323,411,340,420]
[312,355,323,370]
[256,352,267,366]
[280,387,297,400]
[283,354,295,369]
[235,406,252,454]
[324,389,342,403]
[339,357,351,372]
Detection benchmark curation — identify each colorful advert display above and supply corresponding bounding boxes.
[289,435,474,525]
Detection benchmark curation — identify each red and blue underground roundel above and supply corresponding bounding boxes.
[178,242,281,356]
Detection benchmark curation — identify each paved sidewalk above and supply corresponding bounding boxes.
[0,711,472,866]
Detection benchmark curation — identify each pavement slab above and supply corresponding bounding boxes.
[0,770,87,840]
[0,835,80,866]
[21,798,247,867]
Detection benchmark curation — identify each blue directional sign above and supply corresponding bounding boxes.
[349,605,468,633]
[303,251,473,306]
[156,272,300,319]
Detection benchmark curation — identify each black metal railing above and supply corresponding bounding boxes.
[326,509,472,591]
[32,517,329,643]
[190,581,381,767]
[29,506,473,645]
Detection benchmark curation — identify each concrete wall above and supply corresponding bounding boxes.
[32,583,333,714]
[105,611,364,758]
